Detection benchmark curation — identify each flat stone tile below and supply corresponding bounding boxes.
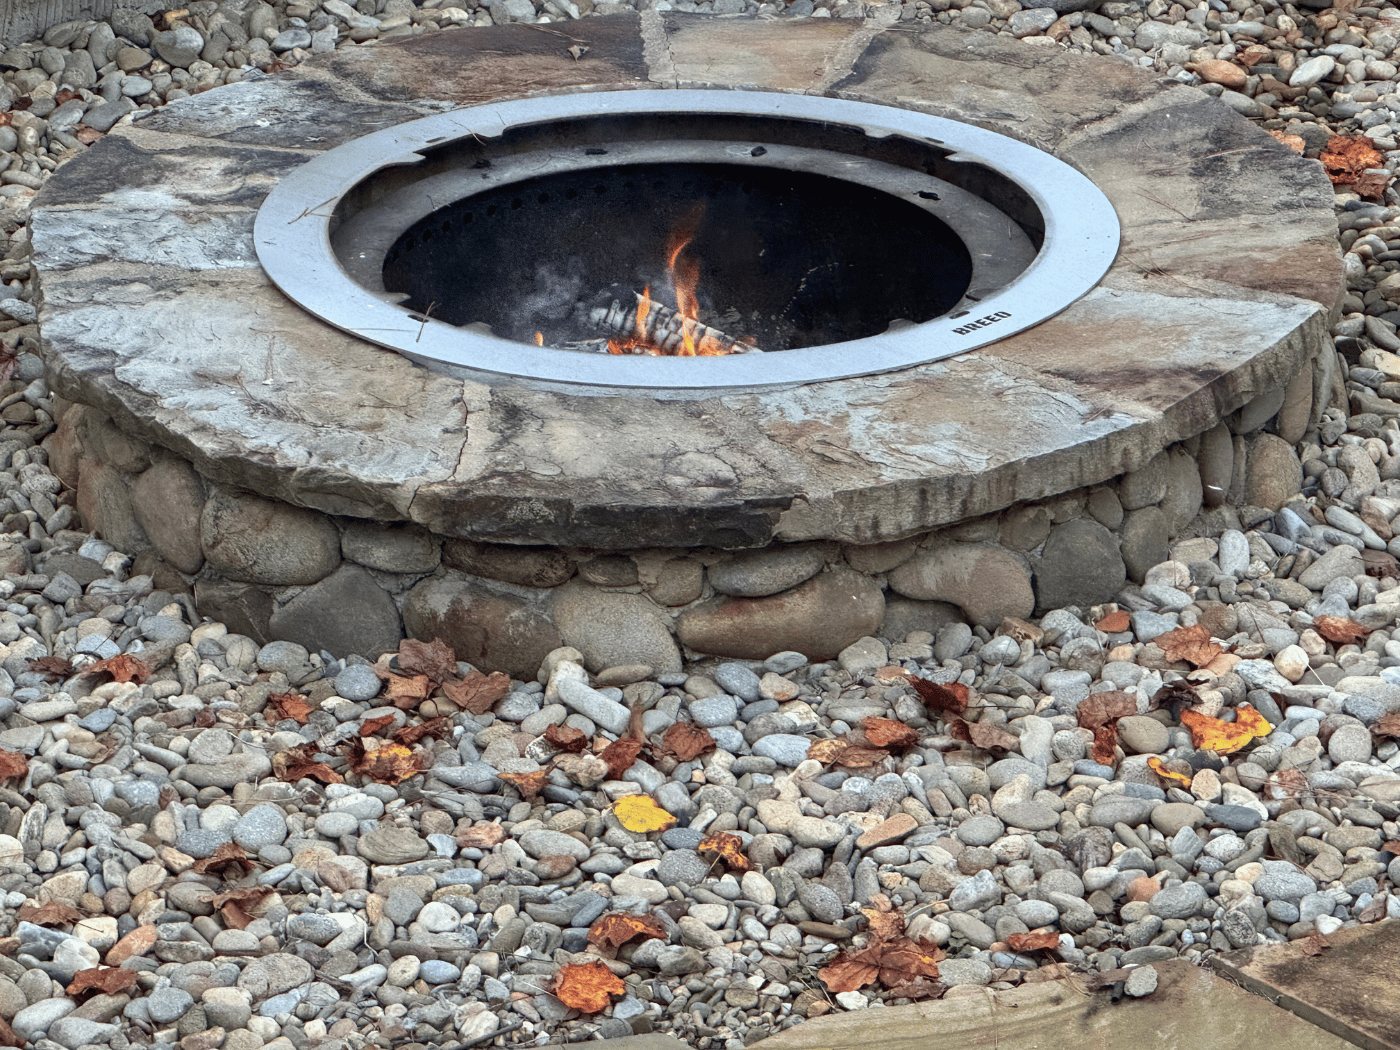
[659,13,870,91]
[322,14,647,107]
[1211,921,1400,1050]
[749,961,1355,1050]
[31,206,258,273]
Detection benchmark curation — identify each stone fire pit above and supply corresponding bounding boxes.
[31,14,1342,676]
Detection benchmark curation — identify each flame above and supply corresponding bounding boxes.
[533,331,544,347]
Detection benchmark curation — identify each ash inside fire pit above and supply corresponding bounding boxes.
[379,163,975,354]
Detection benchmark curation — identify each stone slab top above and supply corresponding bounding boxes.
[31,13,1343,548]
[1211,920,1400,1050]
[748,960,1357,1050]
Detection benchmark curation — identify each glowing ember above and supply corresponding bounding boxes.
[533,331,544,346]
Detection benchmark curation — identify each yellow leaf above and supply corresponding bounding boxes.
[1179,705,1273,755]
[1147,755,1192,788]
[612,795,677,834]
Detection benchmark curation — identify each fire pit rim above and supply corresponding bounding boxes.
[252,87,1120,392]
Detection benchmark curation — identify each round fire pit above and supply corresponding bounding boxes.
[31,17,1343,672]
[254,90,1115,389]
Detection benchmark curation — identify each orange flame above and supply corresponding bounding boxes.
[533,331,544,347]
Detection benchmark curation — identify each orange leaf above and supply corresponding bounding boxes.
[599,737,644,780]
[660,722,717,762]
[18,901,83,926]
[907,677,968,715]
[380,672,433,710]
[0,748,28,782]
[862,717,918,752]
[817,949,881,993]
[1179,705,1273,755]
[392,716,450,747]
[66,967,139,999]
[808,738,850,765]
[1007,931,1061,952]
[1095,610,1131,633]
[360,714,396,738]
[1321,134,1386,191]
[949,717,1017,755]
[441,670,511,714]
[697,831,750,873]
[499,768,550,800]
[105,925,158,965]
[1090,724,1119,766]
[275,744,344,785]
[268,692,313,725]
[587,912,667,951]
[347,740,427,784]
[1155,625,1223,669]
[554,960,626,1014]
[819,936,942,992]
[860,897,905,941]
[1147,756,1192,788]
[1077,692,1138,730]
[834,745,891,769]
[544,724,589,753]
[193,842,256,877]
[83,653,151,683]
[1314,615,1370,646]
[397,637,457,684]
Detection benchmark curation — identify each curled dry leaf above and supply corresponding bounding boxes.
[613,795,677,834]
[698,831,750,872]
[587,912,667,951]
[807,738,850,765]
[396,637,458,684]
[193,842,256,877]
[553,960,626,1014]
[598,737,644,780]
[907,677,969,716]
[83,653,152,684]
[441,670,511,715]
[834,745,891,769]
[819,936,943,993]
[267,692,313,725]
[212,886,274,930]
[1090,724,1119,767]
[380,672,433,710]
[27,655,74,680]
[1077,691,1138,730]
[1179,705,1273,755]
[66,967,140,1000]
[948,717,1017,756]
[860,896,905,941]
[392,716,451,747]
[1314,615,1370,646]
[0,1016,18,1049]
[499,768,550,800]
[0,748,28,782]
[1094,610,1131,633]
[1006,931,1061,953]
[18,901,83,926]
[359,714,397,738]
[347,740,428,784]
[1147,756,1192,789]
[862,717,918,752]
[660,722,716,762]
[1155,625,1224,669]
[1372,712,1400,740]
[274,744,343,785]
[544,724,588,753]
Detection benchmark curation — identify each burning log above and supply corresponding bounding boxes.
[590,292,762,356]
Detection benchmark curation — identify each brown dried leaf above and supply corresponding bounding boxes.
[212,886,274,930]
[819,936,943,992]
[0,1016,20,1050]
[587,912,667,951]
[882,977,946,1002]
[1094,610,1131,633]
[862,717,918,752]
[381,672,433,710]
[397,637,458,684]
[834,745,890,769]
[1155,625,1223,669]
[1076,691,1138,730]
[499,768,550,800]
[817,948,881,993]
[1381,840,1400,856]
[698,831,750,872]
[105,925,158,966]
[66,967,139,1000]
[193,842,255,877]
[392,716,450,747]
[440,670,511,715]
[18,901,82,926]
[1299,931,1330,957]
[1358,896,1388,923]
[1090,724,1119,767]
[274,744,343,785]
[553,960,626,1014]
[599,737,644,780]
[75,126,103,145]
[907,677,968,716]
[1007,931,1061,952]
[948,717,1017,756]
[860,897,905,941]
[1267,768,1310,800]
[268,691,313,725]
[1372,712,1400,740]
[27,655,74,680]
[456,822,507,849]
[1314,615,1371,646]
[807,738,850,765]
[660,722,717,762]
[1151,681,1200,719]
[1321,134,1385,187]
[347,740,427,784]
[544,724,589,753]
[360,714,397,738]
[1353,170,1394,201]
[0,748,28,782]
[83,653,151,684]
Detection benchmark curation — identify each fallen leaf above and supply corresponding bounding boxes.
[1077,691,1138,730]
[380,672,433,710]
[1094,610,1131,633]
[554,960,626,1014]
[698,831,750,872]
[193,842,255,877]
[397,637,458,683]
[212,886,274,930]
[105,925,158,965]
[948,717,1017,755]
[441,670,511,714]
[0,1017,19,1049]
[66,967,139,999]
[1007,931,1061,952]
[359,714,397,738]
[83,653,151,684]
[1382,840,1400,856]
[274,744,343,785]
[862,717,918,752]
[1372,712,1400,740]
[833,745,890,769]
[392,716,451,747]
[0,748,28,782]
[907,677,969,716]
[456,822,507,849]
[660,722,717,762]
[1151,681,1200,719]
[860,897,905,941]
[1090,724,1119,766]
[544,724,589,752]
[817,949,880,993]
[1299,932,1330,957]
[1267,129,1306,154]
[1321,134,1388,196]
[807,738,850,765]
[882,977,946,1001]
[1147,756,1192,788]
[267,692,313,725]
[599,737,644,779]
[27,655,74,680]
[1179,705,1273,755]
[1357,897,1388,923]
[587,912,667,951]
[499,768,550,800]
[1314,615,1371,646]
[18,901,82,926]
[1155,625,1223,669]
[613,795,677,834]
[346,740,427,784]
[819,936,943,992]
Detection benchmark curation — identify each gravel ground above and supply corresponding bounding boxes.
[1,1,1400,1049]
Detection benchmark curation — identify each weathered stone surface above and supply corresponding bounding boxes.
[200,489,341,586]
[341,521,440,574]
[1121,507,1169,583]
[844,537,920,574]
[267,565,402,657]
[647,557,704,606]
[879,597,963,640]
[132,457,206,574]
[443,540,574,588]
[709,544,827,597]
[1198,423,1233,508]
[1035,520,1126,612]
[887,543,1033,628]
[1245,434,1303,511]
[659,13,868,92]
[1277,362,1314,444]
[677,568,883,660]
[77,460,150,556]
[402,576,562,680]
[1160,447,1204,534]
[551,582,682,674]
[194,579,273,643]
[43,405,83,488]
[75,408,150,473]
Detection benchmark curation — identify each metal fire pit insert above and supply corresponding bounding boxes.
[257,89,1116,391]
